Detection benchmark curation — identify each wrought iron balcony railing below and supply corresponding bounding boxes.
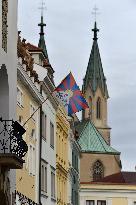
[0,117,28,168]
[16,191,39,205]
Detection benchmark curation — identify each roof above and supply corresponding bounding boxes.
[83,22,109,98]
[26,43,43,52]
[76,120,120,154]
[92,171,136,185]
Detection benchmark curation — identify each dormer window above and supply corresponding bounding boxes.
[96,97,101,119]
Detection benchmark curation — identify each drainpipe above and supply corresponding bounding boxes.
[39,83,42,205]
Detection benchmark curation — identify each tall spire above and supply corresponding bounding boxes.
[38,2,48,58]
[83,22,109,98]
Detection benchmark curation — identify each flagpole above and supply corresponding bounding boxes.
[23,93,52,127]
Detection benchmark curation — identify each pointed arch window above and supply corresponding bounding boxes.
[88,96,92,118]
[96,97,101,119]
[93,160,104,181]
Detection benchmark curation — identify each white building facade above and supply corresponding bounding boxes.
[0,0,19,204]
[41,76,58,205]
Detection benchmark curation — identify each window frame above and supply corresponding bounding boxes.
[50,122,54,149]
[51,169,55,199]
[86,200,95,205]
[96,97,101,119]
[41,160,48,194]
[93,160,104,181]
[97,200,106,205]
[42,111,47,140]
[17,87,23,107]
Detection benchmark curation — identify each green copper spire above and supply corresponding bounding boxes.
[83,22,109,98]
[38,14,49,59]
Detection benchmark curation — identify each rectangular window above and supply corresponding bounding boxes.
[86,201,95,205]
[51,171,55,199]
[42,112,47,140]
[17,87,23,107]
[41,161,47,194]
[97,201,106,205]
[50,122,54,148]
[41,165,44,191]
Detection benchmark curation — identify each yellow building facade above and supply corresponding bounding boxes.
[56,105,70,205]
[16,36,43,204]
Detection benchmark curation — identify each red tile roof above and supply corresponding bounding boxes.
[81,172,136,185]
[26,43,43,52]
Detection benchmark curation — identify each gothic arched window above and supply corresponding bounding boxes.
[96,97,101,119]
[88,96,92,117]
[93,160,104,181]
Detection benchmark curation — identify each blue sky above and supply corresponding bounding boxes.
[18,0,136,171]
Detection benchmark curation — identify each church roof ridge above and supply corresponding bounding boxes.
[76,120,120,154]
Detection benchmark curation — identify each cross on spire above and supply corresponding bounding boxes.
[92,5,100,21]
[38,0,46,17]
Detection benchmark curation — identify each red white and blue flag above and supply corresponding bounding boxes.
[53,72,89,115]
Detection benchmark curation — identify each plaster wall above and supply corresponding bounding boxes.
[56,106,70,205]
[80,184,136,205]
[80,153,121,182]
[41,89,56,205]
[0,0,18,203]
[16,80,40,202]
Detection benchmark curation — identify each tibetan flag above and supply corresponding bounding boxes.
[53,72,89,115]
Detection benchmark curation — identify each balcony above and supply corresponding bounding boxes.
[0,118,28,169]
[16,191,39,205]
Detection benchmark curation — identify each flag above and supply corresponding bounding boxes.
[53,72,89,115]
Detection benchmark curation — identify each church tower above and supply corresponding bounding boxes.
[75,22,121,183]
[82,22,111,145]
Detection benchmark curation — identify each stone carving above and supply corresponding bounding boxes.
[2,0,8,52]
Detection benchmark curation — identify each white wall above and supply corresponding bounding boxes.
[41,90,57,205]
[0,0,18,203]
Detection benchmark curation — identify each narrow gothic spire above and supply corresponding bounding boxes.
[38,13,48,58]
[83,22,109,98]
